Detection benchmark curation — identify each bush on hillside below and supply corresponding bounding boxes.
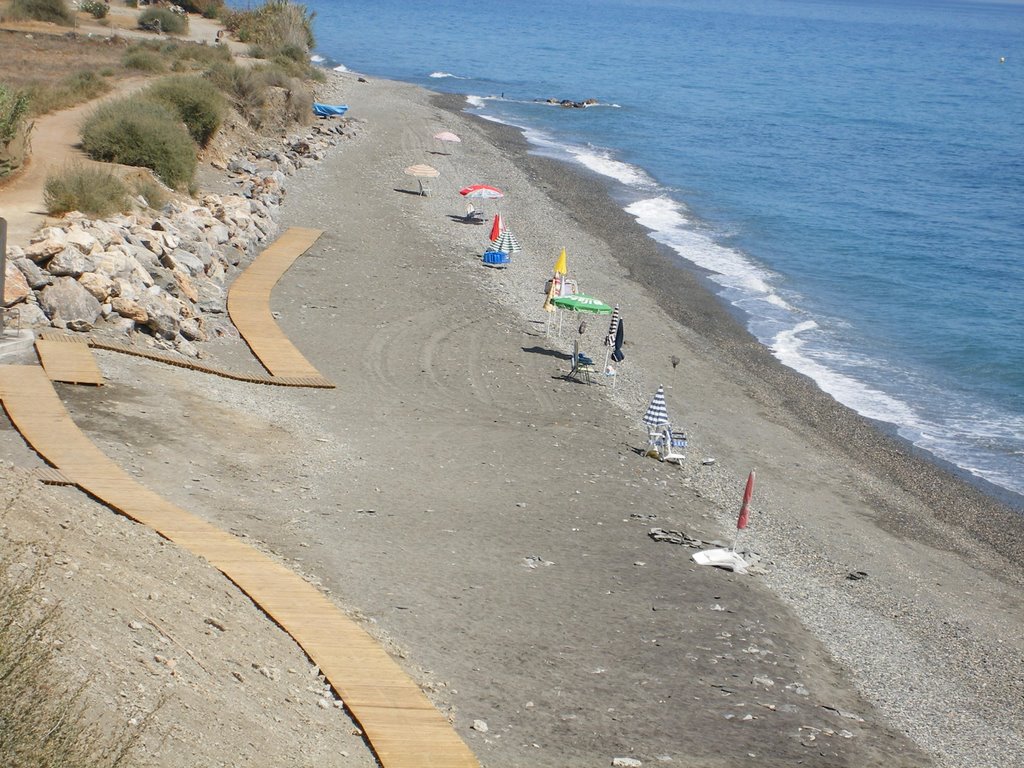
[0,487,143,768]
[8,0,74,25]
[81,0,110,19]
[80,98,197,189]
[0,85,30,145]
[174,0,223,18]
[131,173,168,210]
[25,70,110,117]
[221,1,315,61]
[207,60,267,125]
[44,163,131,217]
[123,46,166,72]
[137,6,188,35]
[144,75,226,147]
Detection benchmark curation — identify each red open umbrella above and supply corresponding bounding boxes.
[459,184,504,200]
[489,213,504,242]
[737,470,755,530]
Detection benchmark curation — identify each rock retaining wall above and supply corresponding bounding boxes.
[3,119,355,357]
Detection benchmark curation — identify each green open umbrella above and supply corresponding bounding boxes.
[551,294,613,314]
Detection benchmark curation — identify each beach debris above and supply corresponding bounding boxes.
[522,555,554,568]
[649,527,704,548]
[846,570,869,580]
[671,355,680,369]
[702,458,716,466]
[612,759,642,767]
[471,719,489,733]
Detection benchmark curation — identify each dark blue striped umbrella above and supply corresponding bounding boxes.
[642,385,670,428]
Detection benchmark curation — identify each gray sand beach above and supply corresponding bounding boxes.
[4,66,1023,767]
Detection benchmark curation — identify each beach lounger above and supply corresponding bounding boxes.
[649,425,686,463]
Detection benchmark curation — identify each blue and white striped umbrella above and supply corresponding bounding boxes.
[491,229,522,254]
[604,306,621,346]
[642,385,670,428]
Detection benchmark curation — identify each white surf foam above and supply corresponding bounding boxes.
[310,54,326,63]
[430,71,466,79]
[332,63,349,73]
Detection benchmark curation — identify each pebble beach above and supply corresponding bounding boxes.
[5,59,1024,766]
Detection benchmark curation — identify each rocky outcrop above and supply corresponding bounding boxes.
[543,98,600,108]
[3,119,353,357]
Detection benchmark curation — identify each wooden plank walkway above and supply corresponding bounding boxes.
[37,331,334,389]
[0,364,479,768]
[36,337,104,385]
[227,227,327,380]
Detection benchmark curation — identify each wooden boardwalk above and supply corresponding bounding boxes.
[35,337,104,385]
[0,364,480,768]
[227,226,328,380]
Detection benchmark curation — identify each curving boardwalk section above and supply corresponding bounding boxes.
[228,227,329,381]
[0,364,479,768]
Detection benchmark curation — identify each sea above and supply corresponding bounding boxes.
[230,0,1024,507]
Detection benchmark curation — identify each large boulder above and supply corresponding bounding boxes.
[110,296,148,324]
[46,245,96,277]
[138,292,181,339]
[40,277,102,331]
[78,272,119,303]
[4,262,31,305]
[12,257,51,289]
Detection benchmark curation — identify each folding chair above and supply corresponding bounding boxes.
[568,339,596,384]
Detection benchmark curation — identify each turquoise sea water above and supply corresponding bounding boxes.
[236,0,1024,505]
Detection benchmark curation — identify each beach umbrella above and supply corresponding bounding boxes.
[491,229,522,255]
[405,164,439,178]
[603,306,624,378]
[553,247,568,276]
[489,213,505,242]
[551,294,612,314]
[405,163,440,195]
[736,470,755,532]
[642,385,670,428]
[692,470,757,573]
[433,130,461,143]
[459,184,504,200]
[552,294,612,335]
[604,306,621,347]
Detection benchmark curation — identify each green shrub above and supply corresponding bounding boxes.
[207,60,266,123]
[123,46,166,72]
[8,0,74,25]
[81,0,109,19]
[81,98,197,189]
[222,1,314,60]
[124,0,138,7]
[0,85,30,145]
[44,163,131,217]
[137,6,188,35]
[174,0,223,17]
[159,39,233,70]
[144,74,226,147]
[131,173,168,210]
[26,70,110,116]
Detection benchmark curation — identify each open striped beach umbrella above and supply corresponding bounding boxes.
[433,131,461,143]
[491,229,522,254]
[642,386,670,428]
